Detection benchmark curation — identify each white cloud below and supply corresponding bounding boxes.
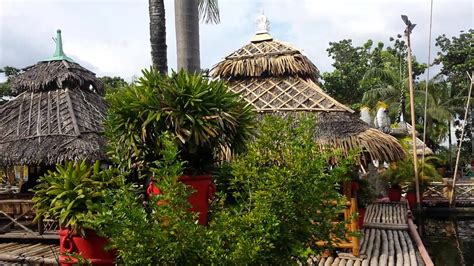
[0,0,472,83]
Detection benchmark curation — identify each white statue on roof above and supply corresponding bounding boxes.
[374,102,391,133]
[360,106,373,126]
[256,9,270,34]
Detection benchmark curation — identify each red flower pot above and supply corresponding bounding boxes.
[387,186,402,202]
[147,175,216,225]
[59,229,115,266]
[405,191,417,209]
[358,208,366,228]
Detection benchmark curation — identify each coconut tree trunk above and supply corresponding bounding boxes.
[174,0,200,73]
[149,0,168,74]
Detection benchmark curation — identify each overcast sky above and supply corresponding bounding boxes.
[0,0,472,82]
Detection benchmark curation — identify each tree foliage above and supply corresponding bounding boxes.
[98,76,128,93]
[0,66,20,104]
[322,37,426,108]
[433,29,473,165]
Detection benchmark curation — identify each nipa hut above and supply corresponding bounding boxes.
[211,14,405,163]
[0,30,107,190]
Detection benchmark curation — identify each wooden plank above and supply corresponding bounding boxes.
[16,93,26,136]
[56,90,62,134]
[65,89,80,136]
[26,92,34,135]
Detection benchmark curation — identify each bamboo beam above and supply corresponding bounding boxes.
[405,22,421,208]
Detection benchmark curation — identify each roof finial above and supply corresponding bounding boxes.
[43,29,75,62]
[256,9,270,34]
[252,9,273,43]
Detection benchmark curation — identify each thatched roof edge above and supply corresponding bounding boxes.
[10,60,104,95]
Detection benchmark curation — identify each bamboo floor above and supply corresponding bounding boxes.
[0,242,59,265]
[315,202,428,266]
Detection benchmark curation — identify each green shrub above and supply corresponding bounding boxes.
[89,134,207,265]
[205,115,355,264]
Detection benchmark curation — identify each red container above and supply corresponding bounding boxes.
[59,229,115,266]
[147,175,216,225]
[387,186,402,202]
[405,192,417,210]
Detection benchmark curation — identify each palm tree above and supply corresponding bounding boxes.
[174,0,220,72]
[149,0,168,74]
[362,58,428,123]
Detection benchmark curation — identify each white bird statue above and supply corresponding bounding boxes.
[360,106,373,126]
[374,102,391,133]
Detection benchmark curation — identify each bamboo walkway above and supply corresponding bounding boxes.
[0,242,59,265]
[315,202,431,266]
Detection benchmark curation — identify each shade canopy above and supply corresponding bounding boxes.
[0,30,107,166]
[211,18,405,162]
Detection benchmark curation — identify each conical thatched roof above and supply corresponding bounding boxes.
[0,30,107,166]
[211,17,405,162]
[10,60,105,96]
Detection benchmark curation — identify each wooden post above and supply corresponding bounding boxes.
[350,197,360,256]
[405,25,421,208]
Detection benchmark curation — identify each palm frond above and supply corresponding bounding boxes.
[198,0,220,24]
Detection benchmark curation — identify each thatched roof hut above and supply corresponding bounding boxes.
[211,15,405,162]
[0,30,107,166]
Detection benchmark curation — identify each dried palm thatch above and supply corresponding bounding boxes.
[10,60,104,96]
[211,39,319,80]
[211,32,406,162]
[0,76,107,166]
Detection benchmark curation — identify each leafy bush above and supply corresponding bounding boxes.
[105,68,255,173]
[205,115,354,264]
[31,161,124,234]
[89,134,207,265]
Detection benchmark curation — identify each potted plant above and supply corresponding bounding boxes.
[105,68,255,224]
[404,156,443,209]
[381,161,412,202]
[356,178,376,228]
[31,161,124,265]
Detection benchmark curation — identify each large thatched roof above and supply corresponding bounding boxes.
[211,18,405,162]
[0,30,107,166]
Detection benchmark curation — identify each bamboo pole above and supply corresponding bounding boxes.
[450,71,473,206]
[405,24,421,208]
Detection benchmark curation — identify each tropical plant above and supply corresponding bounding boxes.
[105,68,255,173]
[31,161,124,235]
[382,155,442,191]
[204,115,354,263]
[89,133,207,265]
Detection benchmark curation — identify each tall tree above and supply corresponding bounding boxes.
[149,0,168,74]
[434,29,473,165]
[174,0,220,72]
[321,39,373,106]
